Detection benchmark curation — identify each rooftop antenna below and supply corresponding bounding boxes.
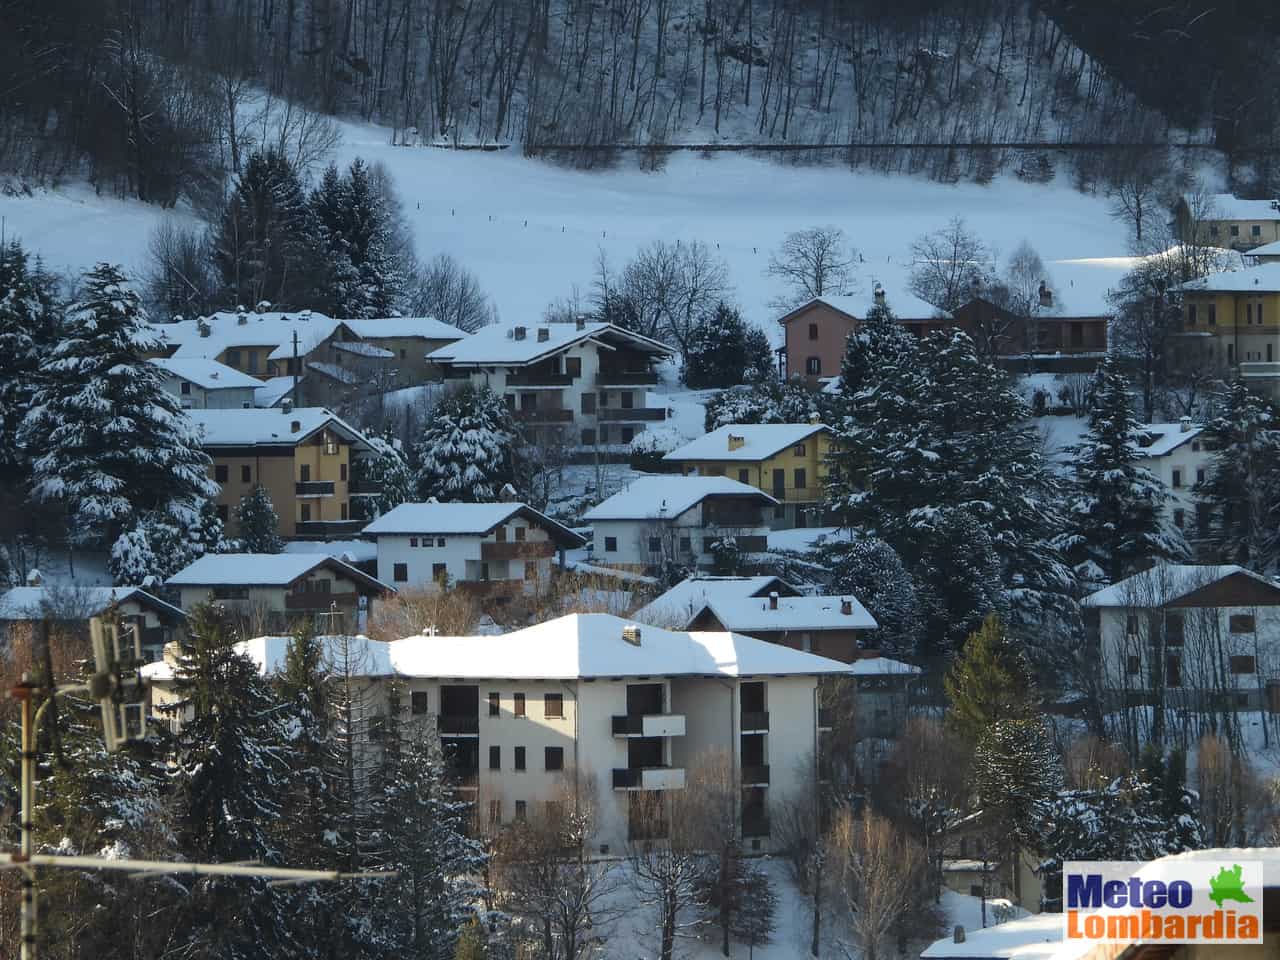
[315,601,344,635]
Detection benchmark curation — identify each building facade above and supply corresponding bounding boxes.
[0,584,187,662]
[150,358,261,409]
[1178,263,1280,397]
[1133,420,1211,541]
[1183,193,1280,251]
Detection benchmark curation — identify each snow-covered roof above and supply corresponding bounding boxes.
[362,502,585,546]
[187,407,373,450]
[147,613,862,681]
[849,656,922,676]
[696,594,878,632]
[283,539,377,564]
[149,357,262,390]
[1181,262,1280,293]
[663,423,828,463]
[1081,563,1277,607]
[332,340,395,359]
[1246,239,1280,258]
[342,317,466,341]
[921,914,1068,960]
[1200,193,1280,221]
[582,476,776,521]
[427,321,673,366]
[0,585,184,621]
[633,576,799,627]
[149,310,344,362]
[1134,421,1203,457]
[166,553,391,593]
[306,361,358,384]
[254,376,297,408]
[781,288,950,324]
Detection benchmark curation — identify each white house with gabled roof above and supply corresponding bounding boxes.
[1133,419,1211,539]
[149,358,261,409]
[426,319,675,449]
[583,476,776,573]
[362,501,586,601]
[144,612,853,853]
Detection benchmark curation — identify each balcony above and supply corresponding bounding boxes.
[284,591,360,610]
[439,714,480,736]
[294,520,367,538]
[513,407,573,423]
[597,371,658,387]
[732,535,768,553]
[612,767,686,791]
[741,711,769,733]
[742,811,770,838]
[347,478,382,495]
[506,373,572,388]
[611,714,686,738]
[742,764,770,786]
[295,480,336,497]
[447,768,479,788]
[598,407,666,422]
[770,487,821,503]
[481,540,555,561]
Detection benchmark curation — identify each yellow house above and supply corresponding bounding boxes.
[1177,264,1280,396]
[663,422,833,528]
[187,406,375,540]
[1184,193,1280,251]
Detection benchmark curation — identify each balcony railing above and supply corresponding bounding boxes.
[439,714,480,735]
[295,480,336,496]
[347,479,382,495]
[741,711,769,732]
[481,541,555,561]
[742,812,770,838]
[514,407,573,423]
[284,591,360,610]
[611,714,686,738]
[294,520,367,538]
[597,371,658,386]
[612,767,686,790]
[741,764,770,786]
[507,373,572,387]
[598,407,667,422]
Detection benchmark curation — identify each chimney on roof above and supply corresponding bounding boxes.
[1039,280,1053,308]
[210,370,219,380]
[256,300,272,313]
[236,311,248,325]
[291,419,301,433]
[300,309,311,321]
[537,327,550,342]
[499,482,518,502]
[727,433,745,451]
[954,927,966,945]
[197,317,212,338]
[514,326,527,340]
[841,598,853,616]
[622,624,642,646]
[282,399,293,414]
[576,315,586,331]
[873,283,885,304]
[1180,415,1192,433]
[26,568,42,587]
[808,411,821,425]
[769,591,779,610]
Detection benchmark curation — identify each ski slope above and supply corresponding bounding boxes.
[1,115,1135,331]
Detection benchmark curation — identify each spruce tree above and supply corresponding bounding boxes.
[704,378,827,431]
[944,615,1037,746]
[0,238,60,472]
[971,718,1062,859]
[1064,356,1188,587]
[416,384,521,502]
[683,303,771,389]
[353,431,415,519]
[819,533,923,654]
[236,483,285,552]
[312,158,406,318]
[1194,379,1280,570]
[21,263,217,544]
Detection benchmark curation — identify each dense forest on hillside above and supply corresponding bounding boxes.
[2,0,1278,203]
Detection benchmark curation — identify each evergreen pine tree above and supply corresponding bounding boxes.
[704,378,827,431]
[416,384,520,502]
[213,149,320,309]
[311,158,405,318]
[236,484,285,552]
[21,263,217,544]
[0,238,60,472]
[353,431,415,519]
[819,533,923,654]
[1063,356,1188,586]
[971,718,1062,858]
[1194,379,1280,570]
[167,603,295,958]
[731,863,778,958]
[944,616,1037,745]
[683,303,770,388]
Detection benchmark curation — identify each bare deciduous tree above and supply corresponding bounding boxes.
[144,219,218,320]
[408,253,496,332]
[616,239,730,358]
[365,587,480,641]
[828,811,928,960]
[628,780,707,960]
[767,225,856,310]
[908,217,991,312]
[772,755,828,957]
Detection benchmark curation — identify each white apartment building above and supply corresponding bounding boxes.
[150,358,261,409]
[1082,563,1280,706]
[1134,419,1211,539]
[144,613,850,852]
[363,501,585,600]
[583,476,776,573]
[426,319,675,448]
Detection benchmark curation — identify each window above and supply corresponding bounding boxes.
[1127,655,1141,676]
[400,348,407,359]
[410,537,419,547]
[794,468,807,491]
[1188,304,1197,325]
[621,391,635,410]
[247,351,258,373]
[393,563,408,582]
[1247,303,1254,324]
[679,535,692,553]
[1230,655,1256,674]
[808,323,819,341]
[544,693,564,718]
[648,536,661,553]
[240,465,251,483]
[300,503,311,522]
[437,538,446,547]
[227,349,241,368]
[566,356,582,377]
[1231,225,1240,237]
[604,536,618,552]
[489,745,501,769]
[738,468,750,483]
[180,380,191,395]
[1196,468,1206,484]
[581,429,596,446]
[581,393,596,414]
[515,526,526,542]
[514,746,526,771]
[621,426,634,443]
[515,800,527,821]
[411,691,429,714]
[300,464,311,482]
[1229,614,1256,633]
[513,693,526,717]
[488,691,500,716]
[805,356,821,376]
[432,563,448,582]
[1209,224,1220,237]
[1208,303,1217,325]
[1173,508,1185,529]
[480,562,490,581]
[214,464,229,483]
[545,746,564,771]
[340,463,348,481]
[794,444,806,456]
[1126,614,1140,635]
[1253,224,1262,237]
[1171,469,1182,489]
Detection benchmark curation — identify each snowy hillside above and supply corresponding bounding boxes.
[1,113,1135,335]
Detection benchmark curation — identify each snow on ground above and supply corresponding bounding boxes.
[941,889,1031,935]
[2,114,1131,332]
[282,539,377,563]
[767,526,852,553]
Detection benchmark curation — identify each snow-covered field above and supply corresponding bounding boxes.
[2,114,1133,335]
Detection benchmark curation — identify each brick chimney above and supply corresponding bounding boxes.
[769,591,779,610]
[514,326,527,340]
[1180,416,1192,433]
[841,598,853,615]
[537,327,550,342]
[576,316,587,331]
[622,624,642,646]
[727,434,745,452]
